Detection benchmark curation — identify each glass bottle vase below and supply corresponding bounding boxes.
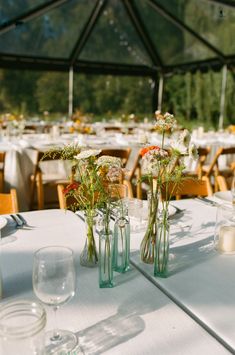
[140,190,159,264]
[99,228,114,288]
[154,210,170,278]
[80,210,98,267]
[113,216,130,273]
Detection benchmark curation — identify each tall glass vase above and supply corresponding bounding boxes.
[99,228,114,288]
[140,190,159,264]
[154,210,170,278]
[80,210,98,267]
[113,216,130,273]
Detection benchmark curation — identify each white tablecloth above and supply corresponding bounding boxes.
[0,208,229,354]
[131,198,235,353]
[1,131,234,212]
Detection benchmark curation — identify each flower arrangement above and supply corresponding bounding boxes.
[70,110,94,134]
[140,111,198,274]
[56,148,124,267]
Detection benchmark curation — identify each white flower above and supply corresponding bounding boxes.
[96,155,122,168]
[106,167,122,182]
[74,149,101,160]
[179,129,191,148]
[188,143,198,160]
[155,112,177,131]
[170,139,186,154]
[141,148,168,175]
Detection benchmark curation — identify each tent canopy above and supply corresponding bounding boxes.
[0,0,235,77]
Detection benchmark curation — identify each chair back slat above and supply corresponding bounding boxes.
[0,189,19,214]
[161,177,213,200]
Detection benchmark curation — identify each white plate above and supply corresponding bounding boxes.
[214,191,232,203]
[141,201,176,220]
[0,216,7,230]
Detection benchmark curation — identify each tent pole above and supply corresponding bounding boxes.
[157,73,164,111]
[68,66,74,118]
[218,64,227,131]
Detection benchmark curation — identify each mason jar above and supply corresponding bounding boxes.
[0,300,47,354]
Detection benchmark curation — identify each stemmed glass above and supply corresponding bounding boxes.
[32,246,77,353]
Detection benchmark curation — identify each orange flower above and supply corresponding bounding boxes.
[140,145,160,157]
[63,182,80,195]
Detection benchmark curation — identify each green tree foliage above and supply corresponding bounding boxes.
[0,69,39,114]
[0,68,235,129]
[36,72,68,113]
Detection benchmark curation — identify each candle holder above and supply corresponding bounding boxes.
[214,204,235,254]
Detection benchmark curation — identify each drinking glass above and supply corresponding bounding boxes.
[32,246,77,353]
[108,183,128,214]
[0,300,46,355]
[128,198,143,231]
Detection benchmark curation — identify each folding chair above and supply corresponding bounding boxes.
[0,189,19,214]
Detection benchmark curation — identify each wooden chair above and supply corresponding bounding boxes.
[196,147,211,179]
[123,150,142,198]
[0,189,19,214]
[0,151,6,193]
[215,169,235,191]
[183,146,211,179]
[204,147,235,191]
[161,176,213,200]
[57,184,67,209]
[30,151,75,210]
[215,175,228,191]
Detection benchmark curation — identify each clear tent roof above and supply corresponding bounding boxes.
[0,0,234,76]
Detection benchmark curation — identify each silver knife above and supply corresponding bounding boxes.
[195,197,218,207]
[10,214,23,227]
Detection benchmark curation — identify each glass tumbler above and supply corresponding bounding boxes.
[0,300,47,355]
[214,204,235,254]
[128,198,143,232]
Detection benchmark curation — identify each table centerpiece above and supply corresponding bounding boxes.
[140,111,198,277]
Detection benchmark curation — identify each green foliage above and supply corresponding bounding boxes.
[41,144,81,161]
[0,69,234,129]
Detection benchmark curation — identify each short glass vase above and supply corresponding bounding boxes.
[80,210,98,267]
[113,216,130,273]
[99,228,114,288]
[140,190,159,264]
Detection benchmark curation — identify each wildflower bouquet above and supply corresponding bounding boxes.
[140,111,198,274]
[62,149,123,267]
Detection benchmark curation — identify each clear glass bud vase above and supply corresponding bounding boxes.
[140,190,159,264]
[80,210,98,267]
[154,209,170,278]
[113,216,130,273]
[99,227,114,288]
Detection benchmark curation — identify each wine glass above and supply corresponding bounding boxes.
[32,246,77,353]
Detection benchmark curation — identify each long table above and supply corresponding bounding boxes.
[0,205,232,354]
